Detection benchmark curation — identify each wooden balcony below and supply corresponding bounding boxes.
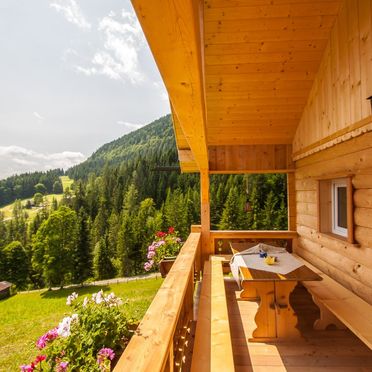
[114,230,372,371]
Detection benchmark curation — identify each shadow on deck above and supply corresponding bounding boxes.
[224,278,372,371]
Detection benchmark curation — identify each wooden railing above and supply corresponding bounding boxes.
[209,230,298,254]
[114,232,202,372]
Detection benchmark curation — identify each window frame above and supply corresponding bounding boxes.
[331,179,348,237]
[317,175,354,243]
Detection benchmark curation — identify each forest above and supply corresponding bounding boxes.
[0,115,288,290]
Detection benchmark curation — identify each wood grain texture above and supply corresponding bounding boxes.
[131,0,209,171]
[114,233,201,372]
[191,257,235,371]
[203,0,342,147]
[293,0,372,154]
[294,254,372,349]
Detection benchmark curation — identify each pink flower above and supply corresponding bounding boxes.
[148,244,156,252]
[147,251,155,259]
[98,347,115,361]
[20,365,33,372]
[36,328,58,349]
[144,262,153,271]
[57,361,69,371]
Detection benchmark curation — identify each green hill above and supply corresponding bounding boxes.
[67,114,177,180]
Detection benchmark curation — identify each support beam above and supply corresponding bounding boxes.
[287,173,297,231]
[132,0,209,171]
[200,170,211,262]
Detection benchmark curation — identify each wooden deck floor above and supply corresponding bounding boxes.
[224,278,372,372]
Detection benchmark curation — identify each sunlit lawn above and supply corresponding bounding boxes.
[0,194,64,221]
[0,278,163,371]
[60,176,74,191]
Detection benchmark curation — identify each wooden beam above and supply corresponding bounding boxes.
[132,0,209,171]
[200,170,211,262]
[287,173,297,231]
[210,230,298,239]
[208,144,294,172]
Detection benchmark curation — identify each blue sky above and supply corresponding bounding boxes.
[0,0,170,178]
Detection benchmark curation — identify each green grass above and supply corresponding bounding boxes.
[0,194,64,221]
[0,278,163,371]
[59,176,74,192]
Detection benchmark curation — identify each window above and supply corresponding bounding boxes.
[318,176,354,242]
[331,179,347,237]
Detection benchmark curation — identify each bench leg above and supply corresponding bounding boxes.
[240,284,258,300]
[311,295,346,330]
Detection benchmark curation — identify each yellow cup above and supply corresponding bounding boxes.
[265,256,276,265]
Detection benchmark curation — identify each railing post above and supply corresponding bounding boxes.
[200,170,211,263]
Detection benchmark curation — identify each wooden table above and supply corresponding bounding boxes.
[239,263,322,339]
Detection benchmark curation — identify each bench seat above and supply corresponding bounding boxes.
[191,256,235,371]
[293,253,372,350]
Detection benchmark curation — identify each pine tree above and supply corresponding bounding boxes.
[219,186,245,230]
[94,237,115,279]
[117,212,136,276]
[1,241,29,289]
[72,209,92,284]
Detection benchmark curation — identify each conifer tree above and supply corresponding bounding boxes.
[94,237,116,279]
[219,186,245,230]
[72,209,92,284]
[0,241,29,289]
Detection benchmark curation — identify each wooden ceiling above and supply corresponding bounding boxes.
[203,0,343,146]
[131,0,344,172]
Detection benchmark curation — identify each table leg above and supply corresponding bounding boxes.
[251,282,276,339]
[275,281,301,338]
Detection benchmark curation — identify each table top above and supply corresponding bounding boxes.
[239,265,322,282]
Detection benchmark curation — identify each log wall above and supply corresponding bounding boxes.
[293,0,372,154]
[295,132,372,304]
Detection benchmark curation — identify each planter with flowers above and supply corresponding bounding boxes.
[144,227,183,277]
[21,290,132,372]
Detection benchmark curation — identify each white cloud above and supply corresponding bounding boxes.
[0,146,86,179]
[33,111,44,121]
[153,81,169,101]
[76,10,145,84]
[50,0,91,30]
[117,120,143,129]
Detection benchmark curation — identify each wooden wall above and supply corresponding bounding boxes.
[293,0,372,154]
[295,132,372,304]
[208,144,294,172]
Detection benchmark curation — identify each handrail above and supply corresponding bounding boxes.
[210,230,297,239]
[114,232,201,372]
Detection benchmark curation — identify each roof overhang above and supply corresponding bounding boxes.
[132,0,343,173]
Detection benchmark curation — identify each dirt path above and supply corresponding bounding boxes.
[19,272,161,294]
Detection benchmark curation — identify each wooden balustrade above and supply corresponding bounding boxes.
[114,232,202,372]
[210,230,298,253]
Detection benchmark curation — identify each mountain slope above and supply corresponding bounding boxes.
[67,114,177,180]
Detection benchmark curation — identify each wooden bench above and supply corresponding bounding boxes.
[191,256,235,371]
[293,254,372,350]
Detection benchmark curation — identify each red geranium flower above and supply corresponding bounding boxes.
[168,227,175,234]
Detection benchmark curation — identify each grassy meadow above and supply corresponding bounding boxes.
[0,194,64,221]
[60,176,74,191]
[0,278,163,371]
[0,176,73,221]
